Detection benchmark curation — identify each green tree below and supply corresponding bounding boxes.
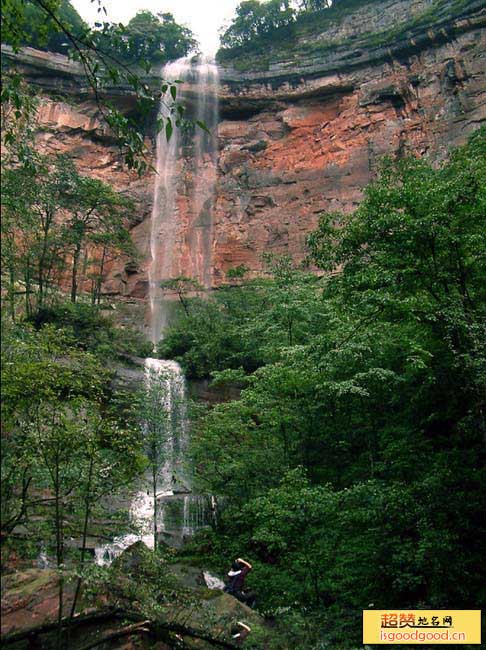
[220,0,295,50]
[1,323,143,646]
[137,364,180,552]
[184,129,486,643]
[58,158,135,303]
[133,358,192,553]
[2,155,63,313]
[159,276,203,316]
[1,0,81,52]
[159,259,325,377]
[2,0,86,54]
[68,403,143,618]
[1,324,105,545]
[1,164,37,318]
[1,152,136,313]
[96,11,197,65]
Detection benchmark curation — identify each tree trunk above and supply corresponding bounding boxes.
[71,242,82,303]
[1,608,241,649]
[38,211,53,309]
[287,316,293,346]
[76,622,152,650]
[179,292,190,316]
[54,461,64,650]
[90,279,96,306]
[96,247,107,305]
[24,258,32,318]
[70,456,94,619]
[8,261,16,322]
[152,467,158,552]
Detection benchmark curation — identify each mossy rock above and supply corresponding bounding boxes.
[1,568,56,599]
[1,568,77,637]
[166,563,206,589]
[108,545,282,647]
[0,546,285,648]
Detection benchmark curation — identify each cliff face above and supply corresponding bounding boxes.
[33,99,154,299]
[212,0,485,281]
[3,0,485,301]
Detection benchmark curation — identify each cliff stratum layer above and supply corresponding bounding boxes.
[3,0,485,300]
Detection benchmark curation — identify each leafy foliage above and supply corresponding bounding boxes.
[1,0,86,54]
[217,0,434,71]
[0,322,144,543]
[29,302,153,359]
[158,257,325,378]
[220,0,296,50]
[1,321,145,643]
[1,1,198,174]
[1,147,136,316]
[218,0,368,55]
[177,130,486,644]
[94,11,197,65]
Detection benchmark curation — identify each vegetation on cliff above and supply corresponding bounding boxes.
[1,1,198,174]
[1,1,196,64]
[165,128,486,644]
[1,0,86,55]
[1,77,154,645]
[217,0,476,71]
[94,10,197,65]
[1,123,136,316]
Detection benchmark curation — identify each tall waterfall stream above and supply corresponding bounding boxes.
[96,58,220,568]
[148,56,219,342]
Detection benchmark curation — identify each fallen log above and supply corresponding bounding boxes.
[1,607,241,649]
[76,621,152,650]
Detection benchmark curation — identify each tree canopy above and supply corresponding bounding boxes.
[1,148,136,316]
[220,0,296,49]
[1,2,196,63]
[218,0,392,58]
[1,0,86,54]
[167,128,486,644]
[94,11,197,65]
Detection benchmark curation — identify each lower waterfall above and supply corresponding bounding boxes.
[95,358,214,565]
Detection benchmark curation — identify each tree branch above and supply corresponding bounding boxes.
[76,621,152,650]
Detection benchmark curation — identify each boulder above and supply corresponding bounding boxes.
[1,569,75,637]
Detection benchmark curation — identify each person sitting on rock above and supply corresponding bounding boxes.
[224,558,256,607]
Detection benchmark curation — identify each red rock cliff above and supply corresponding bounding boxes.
[3,0,485,299]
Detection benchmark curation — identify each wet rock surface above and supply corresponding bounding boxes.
[1,542,278,649]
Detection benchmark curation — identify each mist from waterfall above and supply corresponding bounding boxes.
[148,56,219,345]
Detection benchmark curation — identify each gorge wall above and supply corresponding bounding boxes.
[3,0,485,307]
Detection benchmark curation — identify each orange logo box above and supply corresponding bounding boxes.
[363,610,481,644]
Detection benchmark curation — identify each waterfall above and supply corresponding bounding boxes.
[148,56,219,345]
[144,357,188,491]
[96,358,189,565]
[96,57,219,565]
[96,358,198,564]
